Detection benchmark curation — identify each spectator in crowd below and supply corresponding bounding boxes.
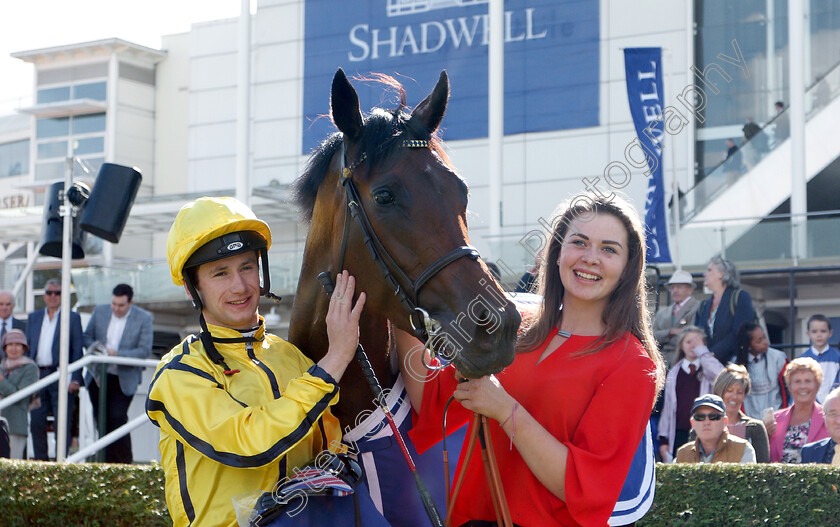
[25,279,84,460]
[774,101,789,143]
[767,357,830,463]
[708,364,771,462]
[723,138,742,175]
[725,138,739,160]
[658,326,724,462]
[653,270,701,367]
[82,283,153,464]
[0,417,9,458]
[736,322,788,419]
[801,387,840,465]
[695,256,756,364]
[740,118,762,169]
[0,290,26,360]
[146,197,366,526]
[676,394,756,463]
[513,250,541,293]
[799,314,839,404]
[486,262,502,282]
[0,329,39,459]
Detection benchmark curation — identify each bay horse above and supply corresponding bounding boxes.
[289,69,520,427]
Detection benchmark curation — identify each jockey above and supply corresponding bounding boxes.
[146,197,369,527]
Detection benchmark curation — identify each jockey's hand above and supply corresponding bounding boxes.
[453,375,516,424]
[319,271,366,382]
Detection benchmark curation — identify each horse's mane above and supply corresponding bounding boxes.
[293,76,452,224]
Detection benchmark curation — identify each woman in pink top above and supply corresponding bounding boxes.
[767,357,829,462]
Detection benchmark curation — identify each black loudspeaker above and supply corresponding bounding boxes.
[39,182,86,259]
[80,163,142,243]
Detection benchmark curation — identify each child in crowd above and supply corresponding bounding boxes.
[800,314,840,403]
[658,326,725,461]
[736,322,788,419]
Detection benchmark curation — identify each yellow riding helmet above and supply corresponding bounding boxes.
[167,197,272,287]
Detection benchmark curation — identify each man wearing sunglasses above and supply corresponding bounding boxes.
[25,279,84,460]
[676,394,756,463]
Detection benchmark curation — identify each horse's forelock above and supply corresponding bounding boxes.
[293,78,456,224]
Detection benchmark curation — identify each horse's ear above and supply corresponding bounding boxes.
[408,70,449,135]
[331,68,363,140]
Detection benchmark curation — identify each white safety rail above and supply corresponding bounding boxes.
[0,354,160,463]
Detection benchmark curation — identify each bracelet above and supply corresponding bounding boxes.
[499,402,519,451]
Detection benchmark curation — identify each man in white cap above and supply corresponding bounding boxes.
[653,270,700,367]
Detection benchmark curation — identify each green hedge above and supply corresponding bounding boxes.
[640,463,840,526]
[3,460,840,525]
[0,459,170,526]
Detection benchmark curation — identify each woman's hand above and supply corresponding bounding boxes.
[453,375,515,424]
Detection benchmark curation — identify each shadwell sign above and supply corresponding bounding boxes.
[303,0,600,152]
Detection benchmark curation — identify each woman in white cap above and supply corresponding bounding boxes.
[0,328,39,458]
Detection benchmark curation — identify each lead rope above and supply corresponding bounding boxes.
[444,399,513,527]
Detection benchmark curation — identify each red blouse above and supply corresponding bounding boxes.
[409,328,656,527]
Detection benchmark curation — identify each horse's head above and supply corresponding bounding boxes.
[294,69,519,379]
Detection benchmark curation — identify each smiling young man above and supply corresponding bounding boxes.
[146,197,365,527]
[676,394,756,463]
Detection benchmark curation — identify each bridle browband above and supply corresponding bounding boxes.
[334,137,480,347]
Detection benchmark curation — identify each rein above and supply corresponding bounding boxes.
[336,139,480,350]
[444,399,513,527]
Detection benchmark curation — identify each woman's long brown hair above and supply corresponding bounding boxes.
[515,196,665,397]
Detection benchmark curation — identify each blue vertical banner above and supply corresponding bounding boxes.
[303,0,600,153]
[623,47,671,264]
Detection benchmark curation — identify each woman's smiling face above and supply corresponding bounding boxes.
[557,212,629,311]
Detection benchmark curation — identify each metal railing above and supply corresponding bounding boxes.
[681,59,840,222]
[0,354,160,463]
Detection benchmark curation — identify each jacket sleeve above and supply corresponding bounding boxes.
[709,289,754,363]
[652,309,671,344]
[82,308,98,349]
[696,345,724,380]
[563,348,657,526]
[119,310,153,359]
[146,361,340,468]
[748,420,771,463]
[0,364,38,396]
[70,313,84,384]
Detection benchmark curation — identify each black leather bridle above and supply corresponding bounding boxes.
[334,138,480,346]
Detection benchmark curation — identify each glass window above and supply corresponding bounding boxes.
[73,81,107,101]
[34,160,65,181]
[38,140,68,159]
[37,86,71,104]
[72,113,106,135]
[74,157,104,179]
[73,137,104,156]
[0,140,30,178]
[37,117,70,139]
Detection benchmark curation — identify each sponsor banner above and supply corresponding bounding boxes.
[303,0,599,152]
[623,47,671,264]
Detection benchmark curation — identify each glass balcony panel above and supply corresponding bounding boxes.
[681,59,840,221]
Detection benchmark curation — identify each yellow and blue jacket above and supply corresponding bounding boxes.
[146,320,342,527]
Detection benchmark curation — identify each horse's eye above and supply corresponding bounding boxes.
[372,189,395,205]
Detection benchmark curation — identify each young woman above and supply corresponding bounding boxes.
[402,196,665,527]
[657,327,725,462]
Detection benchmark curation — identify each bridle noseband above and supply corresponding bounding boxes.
[335,138,480,357]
